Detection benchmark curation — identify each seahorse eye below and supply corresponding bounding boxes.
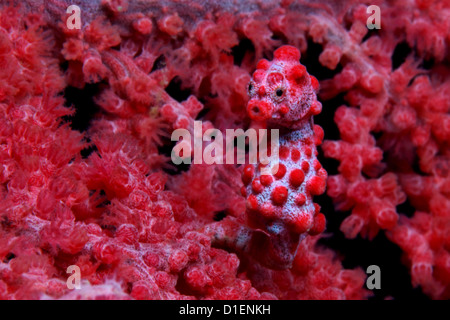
[276,88,283,96]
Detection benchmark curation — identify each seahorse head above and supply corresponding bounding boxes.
[246,45,321,128]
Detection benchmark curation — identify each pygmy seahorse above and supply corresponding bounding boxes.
[208,45,327,270]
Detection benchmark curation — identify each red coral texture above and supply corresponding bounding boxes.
[0,0,449,300]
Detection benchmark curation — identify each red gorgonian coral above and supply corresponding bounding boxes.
[205,45,327,271]
[0,0,448,300]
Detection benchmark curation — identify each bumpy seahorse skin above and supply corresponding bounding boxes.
[209,45,327,270]
[242,45,327,237]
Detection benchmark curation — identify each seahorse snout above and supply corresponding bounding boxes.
[247,100,272,121]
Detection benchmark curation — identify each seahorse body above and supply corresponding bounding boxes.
[209,46,327,269]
